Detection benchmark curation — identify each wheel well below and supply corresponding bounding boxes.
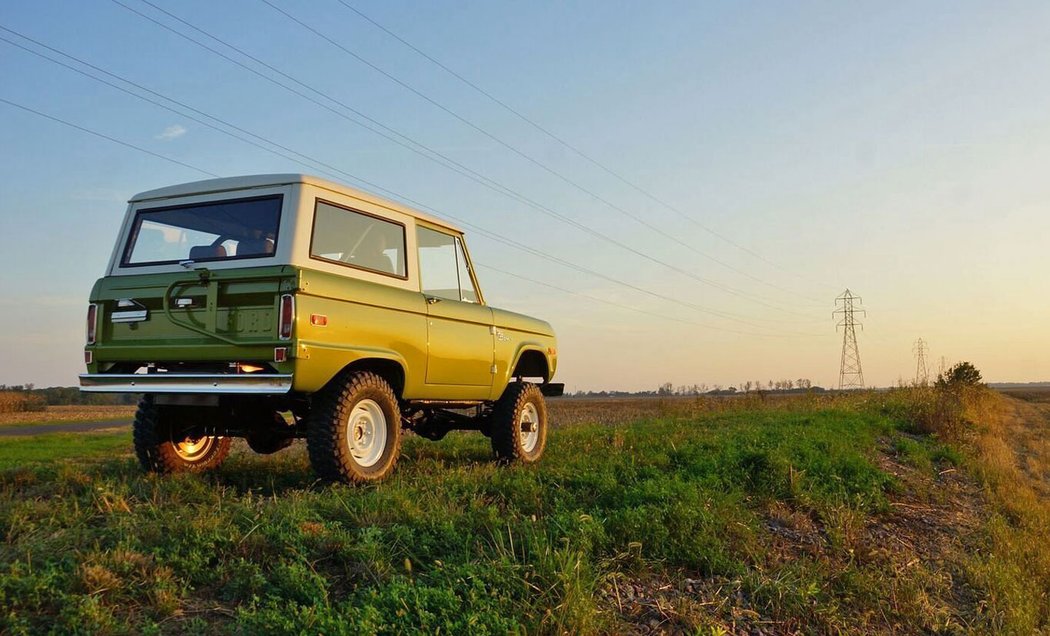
[338,358,406,398]
[511,350,549,382]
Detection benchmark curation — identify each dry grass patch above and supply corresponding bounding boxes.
[0,405,136,427]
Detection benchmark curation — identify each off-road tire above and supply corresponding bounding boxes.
[490,382,548,464]
[133,396,232,474]
[306,371,401,484]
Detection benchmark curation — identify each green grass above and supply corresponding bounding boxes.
[0,404,980,634]
[0,432,131,469]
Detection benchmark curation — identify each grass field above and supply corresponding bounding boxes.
[0,431,130,469]
[0,390,1047,634]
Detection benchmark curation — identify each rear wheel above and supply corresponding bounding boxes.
[490,382,548,463]
[306,371,401,483]
[133,397,231,474]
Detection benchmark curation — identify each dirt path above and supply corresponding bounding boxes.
[997,396,1050,498]
[0,420,131,437]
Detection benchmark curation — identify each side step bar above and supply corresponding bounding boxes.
[80,373,292,394]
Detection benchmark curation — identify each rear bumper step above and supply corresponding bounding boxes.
[80,373,292,394]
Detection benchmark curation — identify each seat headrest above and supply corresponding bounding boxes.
[188,245,227,260]
[237,238,275,256]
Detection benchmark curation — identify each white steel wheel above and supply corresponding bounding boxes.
[171,434,217,462]
[519,402,540,454]
[306,370,402,484]
[346,398,387,468]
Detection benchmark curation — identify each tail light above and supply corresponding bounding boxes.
[86,304,98,345]
[278,294,295,340]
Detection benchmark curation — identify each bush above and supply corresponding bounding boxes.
[875,366,989,443]
[935,361,982,389]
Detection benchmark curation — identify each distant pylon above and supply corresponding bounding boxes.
[913,338,930,385]
[834,289,865,390]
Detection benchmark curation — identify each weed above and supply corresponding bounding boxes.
[0,391,1044,633]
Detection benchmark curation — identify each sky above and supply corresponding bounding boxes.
[1,0,1049,391]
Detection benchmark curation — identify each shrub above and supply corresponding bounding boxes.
[935,361,982,389]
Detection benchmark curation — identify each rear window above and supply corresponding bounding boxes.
[121,195,282,266]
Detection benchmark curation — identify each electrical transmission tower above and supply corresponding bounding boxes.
[913,338,930,385]
[834,289,865,390]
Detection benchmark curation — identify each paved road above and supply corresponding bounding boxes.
[0,420,132,437]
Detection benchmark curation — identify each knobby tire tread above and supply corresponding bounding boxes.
[133,396,231,473]
[306,371,401,484]
[490,382,547,463]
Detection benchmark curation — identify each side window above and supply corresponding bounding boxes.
[455,237,479,303]
[310,200,406,277]
[418,227,480,302]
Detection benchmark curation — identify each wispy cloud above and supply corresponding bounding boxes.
[155,124,187,141]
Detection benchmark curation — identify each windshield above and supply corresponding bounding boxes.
[121,195,282,266]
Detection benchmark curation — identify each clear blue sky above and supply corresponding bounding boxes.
[2,0,1049,390]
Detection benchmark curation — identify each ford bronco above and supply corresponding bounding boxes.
[80,174,561,483]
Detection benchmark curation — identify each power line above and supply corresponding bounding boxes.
[113,0,823,321]
[0,30,349,183]
[336,0,836,295]
[0,27,819,336]
[833,289,865,390]
[0,97,217,178]
[261,0,823,307]
[478,264,813,338]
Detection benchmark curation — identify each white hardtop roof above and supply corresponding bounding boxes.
[129,173,464,233]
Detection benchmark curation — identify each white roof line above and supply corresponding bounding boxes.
[130,173,464,233]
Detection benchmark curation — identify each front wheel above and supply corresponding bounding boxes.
[133,397,231,474]
[306,371,402,484]
[490,382,548,464]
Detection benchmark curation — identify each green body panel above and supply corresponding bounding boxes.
[291,267,427,395]
[424,300,494,388]
[491,308,559,401]
[86,266,297,375]
[87,264,557,401]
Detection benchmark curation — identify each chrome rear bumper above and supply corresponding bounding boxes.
[79,373,293,394]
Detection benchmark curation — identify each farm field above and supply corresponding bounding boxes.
[0,405,136,428]
[1,390,1048,634]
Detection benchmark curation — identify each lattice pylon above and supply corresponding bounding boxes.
[834,289,865,390]
[913,338,930,386]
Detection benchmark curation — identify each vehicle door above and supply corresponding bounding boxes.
[416,225,494,388]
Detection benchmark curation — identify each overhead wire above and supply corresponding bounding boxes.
[112,0,824,322]
[476,263,820,338]
[337,0,839,295]
[0,97,217,178]
[261,0,828,307]
[0,30,348,183]
[0,81,820,338]
[0,26,818,333]
[0,25,826,337]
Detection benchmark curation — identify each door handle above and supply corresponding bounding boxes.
[426,296,442,305]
